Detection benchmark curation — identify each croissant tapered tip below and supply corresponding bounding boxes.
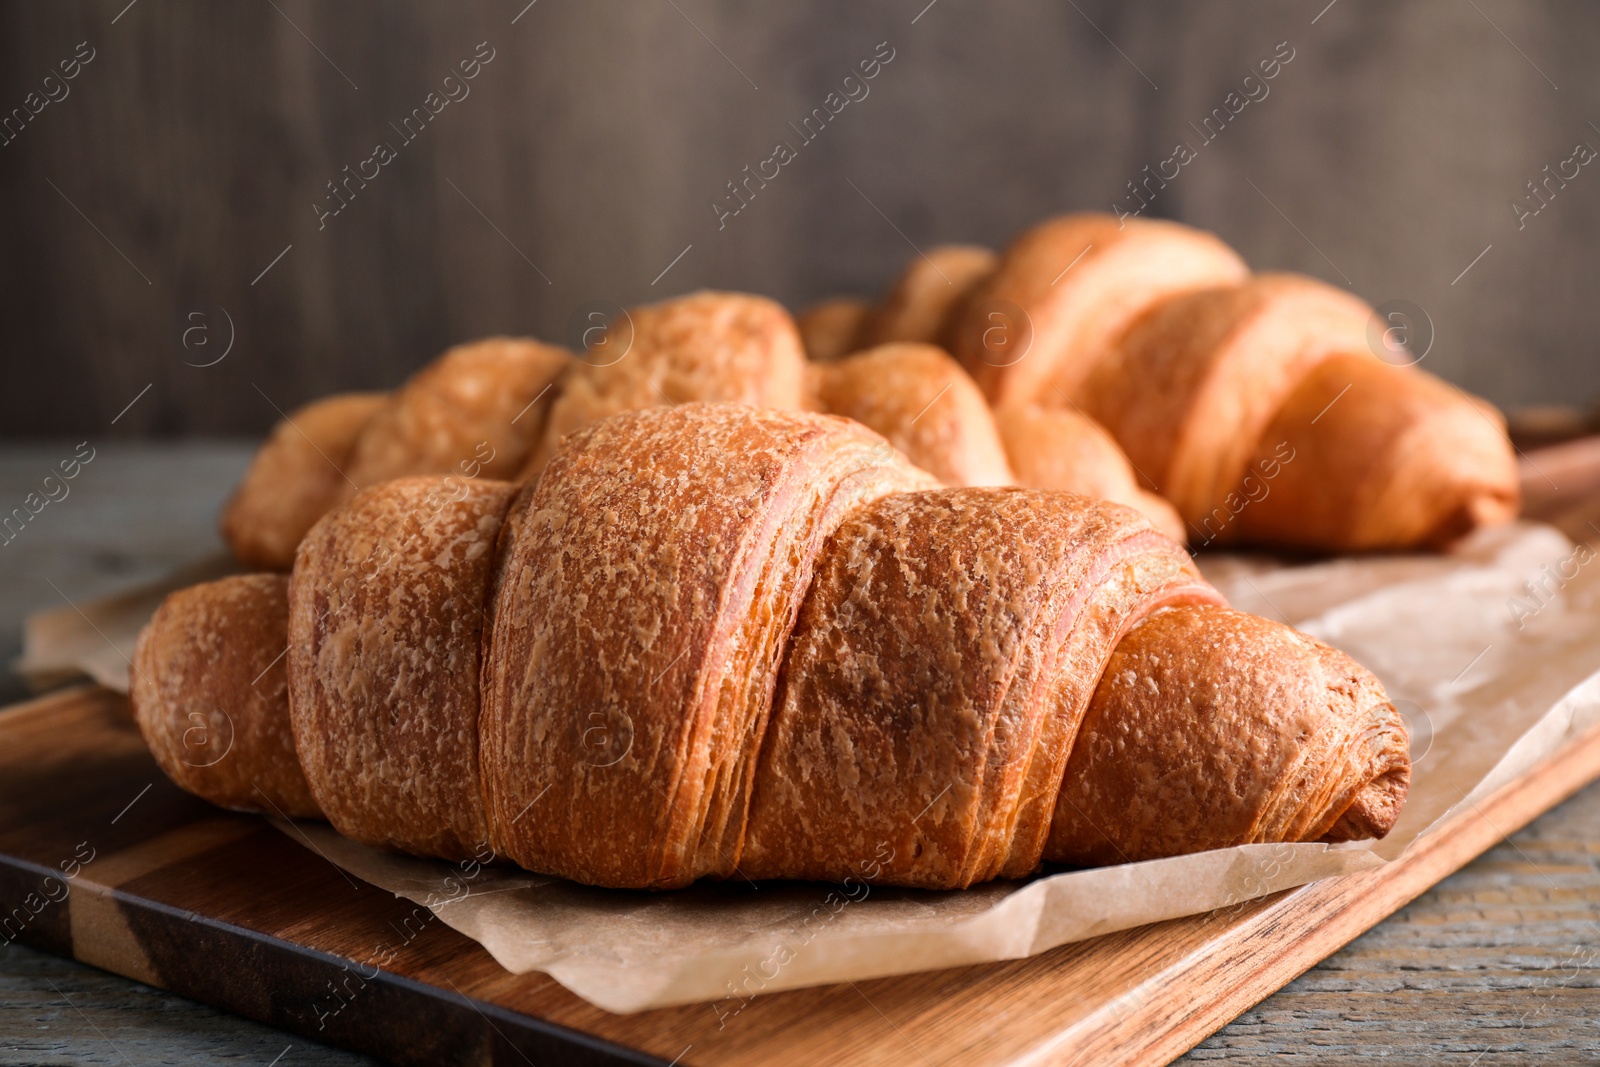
[1321,758,1412,842]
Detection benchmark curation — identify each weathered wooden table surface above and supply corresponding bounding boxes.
[0,442,1596,1066]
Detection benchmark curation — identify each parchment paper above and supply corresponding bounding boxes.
[22,522,1600,1014]
[15,553,238,692]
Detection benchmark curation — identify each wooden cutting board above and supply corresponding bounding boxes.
[3,685,1599,1067]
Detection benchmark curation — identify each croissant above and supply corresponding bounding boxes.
[946,213,1519,550]
[797,297,871,363]
[135,403,1409,890]
[997,405,1185,543]
[809,342,1014,487]
[856,244,999,351]
[221,392,388,570]
[341,337,571,493]
[221,284,1192,566]
[221,338,569,570]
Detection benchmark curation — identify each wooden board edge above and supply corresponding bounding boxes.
[0,686,670,1067]
[1019,719,1600,1067]
[0,866,678,1067]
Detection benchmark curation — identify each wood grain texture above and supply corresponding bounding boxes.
[1187,795,1600,1062]
[0,683,1596,1066]
[1,2,1599,437]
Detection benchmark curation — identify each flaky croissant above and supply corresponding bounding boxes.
[522,292,1188,539]
[221,338,570,570]
[997,405,1186,543]
[797,297,872,363]
[221,288,1186,565]
[221,392,389,571]
[135,403,1409,891]
[944,213,1519,550]
[341,337,571,494]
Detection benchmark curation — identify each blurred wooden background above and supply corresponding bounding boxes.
[1,0,1598,436]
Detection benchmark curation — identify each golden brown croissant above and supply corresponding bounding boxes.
[525,291,809,478]
[998,405,1185,542]
[810,342,1013,487]
[796,296,872,363]
[947,213,1518,551]
[220,392,388,570]
[220,338,569,571]
[135,403,1409,891]
[857,244,999,350]
[345,337,571,492]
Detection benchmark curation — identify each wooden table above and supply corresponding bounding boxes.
[0,442,1596,1065]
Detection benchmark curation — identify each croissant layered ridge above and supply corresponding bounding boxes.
[932,212,1517,551]
[998,405,1187,542]
[131,573,322,819]
[481,404,940,889]
[1048,604,1411,865]
[859,244,999,351]
[1077,273,1373,524]
[525,291,810,480]
[290,476,517,861]
[811,343,1015,489]
[1229,354,1520,551]
[342,338,573,493]
[741,488,1220,887]
[950,214,1250,408]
